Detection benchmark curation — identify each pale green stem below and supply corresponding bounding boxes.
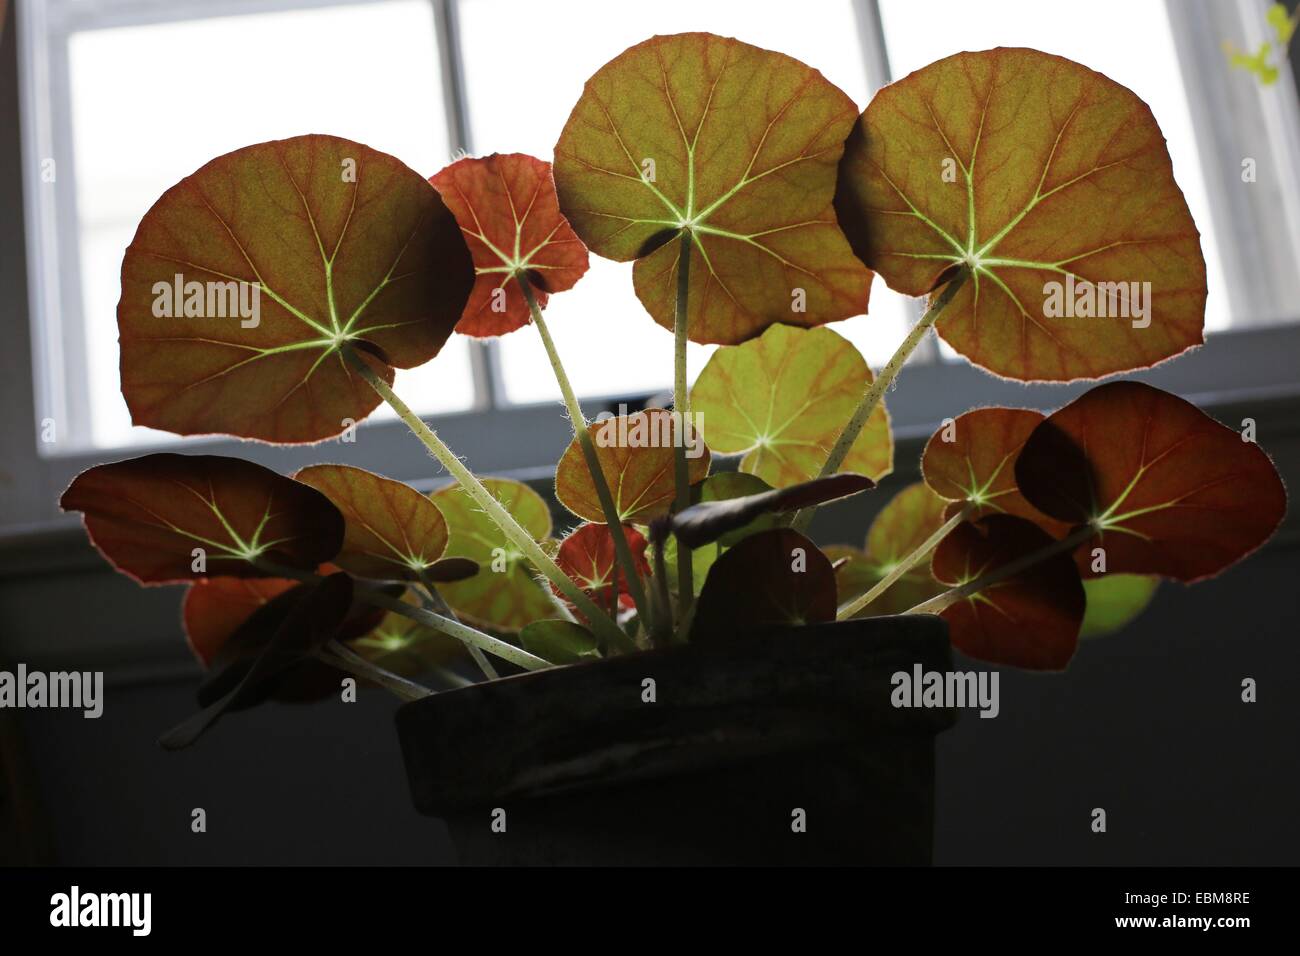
[343,347,634,654]
[906,525,1094,616]
[792,268,970,534]
[317,640,432,702]
[416,570,496,680]
[672,231,695,624]
[517,277,652,631]
[837,504,973,620]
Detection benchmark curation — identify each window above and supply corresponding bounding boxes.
[8,0,1300,528]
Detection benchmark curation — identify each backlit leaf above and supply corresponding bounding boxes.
[348,591,465,677]
[1080,574,1159,638]
[430,152,589,337]
[838,482,949,617]
[692,529,836,638]
[556,409,710,523]
[520,620,602,664]
[921,407,1069,535]
[1015,381,1287,581]
[294,464,449,580]
[552,523,650,613]
[430,478,557,632]
[60,453,343,584]
[932,515,1084,670]
[554,33,872,344]
[691,325,892,487]
[119,134,472,443]
[837,48,1206,381]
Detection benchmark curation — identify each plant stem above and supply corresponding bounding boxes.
[516,277,652,632]
[317,640,432,702]
[416,570,496,680]
[254,558,553,671]
[837,504,972,620]
[343,347,635,655]
[672,231,695,624]
[792,267,970,534]
[905,525,1094,616]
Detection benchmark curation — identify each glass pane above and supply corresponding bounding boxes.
[457,0,915,404]
[878,0,1232,332]
[67,1,471,450]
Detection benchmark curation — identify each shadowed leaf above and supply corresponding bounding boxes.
[837,48,1206,381]
[431,152,589,337]
[520,620,602,664]
[60,453,343,584]
[556,409,710,523]
[1015,381,1287,581]
[836,482,949,617]
[294,464,449,580]
[119,134,472,443]
[691,325,892,487]
[348,591,465,677]
[554,33,872,344]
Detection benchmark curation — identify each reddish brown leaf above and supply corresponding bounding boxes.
[554,33,872,345]
[1015,381,1287,581]
[922,407,1070,536]
[293,464,449,580]
[556,409,710,523]
[184,576,296,667]
[692,529,836,638]
[60,454,343,584]
[552,523,650,613]
[837,48,1206,381]
[932,515,1085,670]
[430,153,589,337]
[119,134,472,443]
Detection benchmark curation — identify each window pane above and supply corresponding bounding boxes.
[65,1,471,450]
[458,0,914,404]
[878,0,1232,331]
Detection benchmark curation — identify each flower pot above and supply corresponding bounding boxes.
[395,614,957,865]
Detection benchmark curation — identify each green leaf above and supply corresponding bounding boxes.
[835,482,948,617]
[348,591,465,676]
[1268,4,1297,45]
[429,478,557,632]
[691,325,892,488]
[837,48,1206,381]
[520,620,602,664]
[554,33,872,345]
[1080,574,1159,638]
[119,134,472,443]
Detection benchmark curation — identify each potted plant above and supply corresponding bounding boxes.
[60,35,1286,865]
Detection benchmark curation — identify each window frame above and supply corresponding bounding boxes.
[3,0,1300,533]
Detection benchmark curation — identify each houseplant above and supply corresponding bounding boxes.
[60,35,1286,864]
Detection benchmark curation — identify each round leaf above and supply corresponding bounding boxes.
[552,522,650,613]
[932,515,1085,670]
[60,453,343,584]
[691,325,892,487]
[1080,574,1159,638]
[556,409,710,522]
[119,134,472,442]
[836,48,1206,381]
[554,32,872,344]
[431,152,589,337]
[843,482,949,617]
[692,529,836,638]
[349,591,465,677]
[1015,381,1287,581]
[429,478,557,632]
[294,464,449,580]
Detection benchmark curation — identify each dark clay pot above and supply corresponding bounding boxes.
[396,614,957,865]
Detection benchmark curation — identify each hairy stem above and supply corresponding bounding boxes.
[837,504,973,620]
[343,347,634,654]
[517,277,652,631]
[906,525,1094,616]
[792,268,970,534]
[317,640,432,702]
[672,231,695,625]
[416,570,496,680]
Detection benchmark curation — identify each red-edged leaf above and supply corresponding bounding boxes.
[552,523,650,613]
[184,577,296,667]
[293,464,449,580]
[1015,381,1287,581]
[119,134,472,443]
[932,515,1084,670]
[554,33,872,345]
[922,407,1069,536]
[60,454,343,584]
[692,529,836,638]
[837,48,1206,381]
[430,153,589,337]
[556,409,710,523]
